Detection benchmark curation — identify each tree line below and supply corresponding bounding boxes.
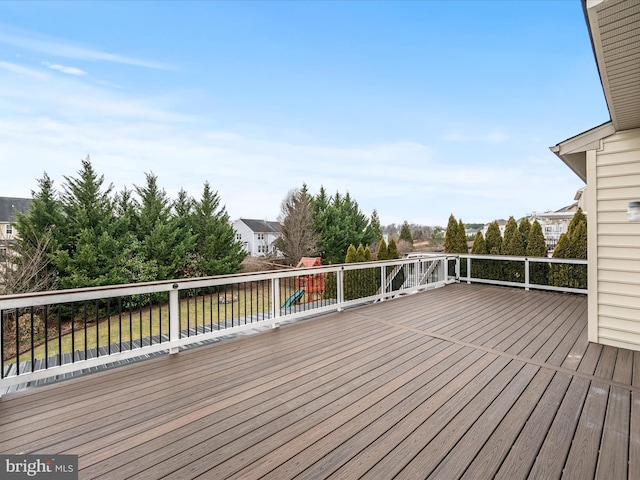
[9,158,246,294]
[274,185,383,265]
[443,210,587,289]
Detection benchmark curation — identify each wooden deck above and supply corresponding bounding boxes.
[1,283,638,479]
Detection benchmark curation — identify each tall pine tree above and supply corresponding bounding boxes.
[54,157,123,288]
[444,214,458,253]
[470,231,487,279]
[518,217,531,252]
[191,182,246,276]
[14,173,64,291]
[502,216,525,283]
[485,221,503,280]
[551,208,587,289]
[527,220,549,286]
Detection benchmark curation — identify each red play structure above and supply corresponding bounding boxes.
[295,257,325,303]
[282,257,326,308]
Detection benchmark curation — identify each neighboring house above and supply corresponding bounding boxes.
[551,0,640,351]
[481,219,507,238]
[232,219,282,257]
[0,196,31,259]
[465,226,482,238]
[529,187,586,251]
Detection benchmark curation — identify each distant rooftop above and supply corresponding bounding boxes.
[0,196,31,222]
[237,218,282,234]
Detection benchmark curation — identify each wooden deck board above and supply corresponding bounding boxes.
[459,367,556,479]
[1,283,638,479]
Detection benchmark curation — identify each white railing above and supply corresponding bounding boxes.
[457,254,588,294]
[0,255,451,393]
[0,253,587,393]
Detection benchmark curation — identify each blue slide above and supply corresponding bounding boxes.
[282,289,305,308]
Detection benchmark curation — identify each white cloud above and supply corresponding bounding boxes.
[44,62,87,76]
[0,25,169,69]
[0,60,47,79]
[0,46,582,227]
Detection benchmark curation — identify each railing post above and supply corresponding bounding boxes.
[169,284,180,354]
[380,264,386,302]
[272,277,280,328]
[456,256,460,282]
[337,267,344,311]
[444,257,449,282]
[525,258,530,291]
[466,256,471,284]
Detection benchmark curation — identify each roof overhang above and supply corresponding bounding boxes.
[583,0,640,132]
[553,1,639,181]
[550,121,615,182]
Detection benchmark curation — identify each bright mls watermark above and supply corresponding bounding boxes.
[1,455,78,479]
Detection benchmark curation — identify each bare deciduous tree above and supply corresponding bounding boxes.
[1,233,57,295]
[274,187,319,266]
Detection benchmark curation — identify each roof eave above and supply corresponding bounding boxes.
[550,121,615,182]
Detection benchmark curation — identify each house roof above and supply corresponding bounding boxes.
[238,218,282,234]
[0,196,31,223]
[583,0,640,132]
[551,0,640,180]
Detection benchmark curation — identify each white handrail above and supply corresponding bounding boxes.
[1,255,451,392]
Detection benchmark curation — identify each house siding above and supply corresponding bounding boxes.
[594,128,640,350]
[231,219,282,257]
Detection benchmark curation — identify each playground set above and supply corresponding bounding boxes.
[282,257,326,308]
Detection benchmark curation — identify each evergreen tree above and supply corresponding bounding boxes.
[59,157,114,238]
[444,214,458,253]
[518,217,531,252]
[113,187,139,237]
[15,173,63,255]
[134,173,171,240]
[171,189,199,278]
[571,219,588,288]
[173,188,194,221]
[399,221,413,244]
[455,219,468,276]
[377,238,388,261]
[311,188,375,264]
[550,232,572,287]
[386,238,404,290]
[343,244,358,300]
[485,221,503,255]
[191,182,246,276]
[527,220,549,286]
[366,209,383,244]
[470,231,487,279]
[455,219,468,253]
[485,221,503,280]
[502,216,525,283]
[551,208,587,289]
[360,244,378,297]
[387,238,399,259]
[54,157,122,288]
[14,173,64,291]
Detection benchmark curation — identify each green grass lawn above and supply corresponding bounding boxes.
[5,286,290,366]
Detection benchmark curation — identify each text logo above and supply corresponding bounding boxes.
[0,455,78,479]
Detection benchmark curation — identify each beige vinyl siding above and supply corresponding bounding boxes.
[595,128,640,349]
[599,269,640,283]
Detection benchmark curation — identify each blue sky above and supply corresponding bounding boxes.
[0,1,608,227]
